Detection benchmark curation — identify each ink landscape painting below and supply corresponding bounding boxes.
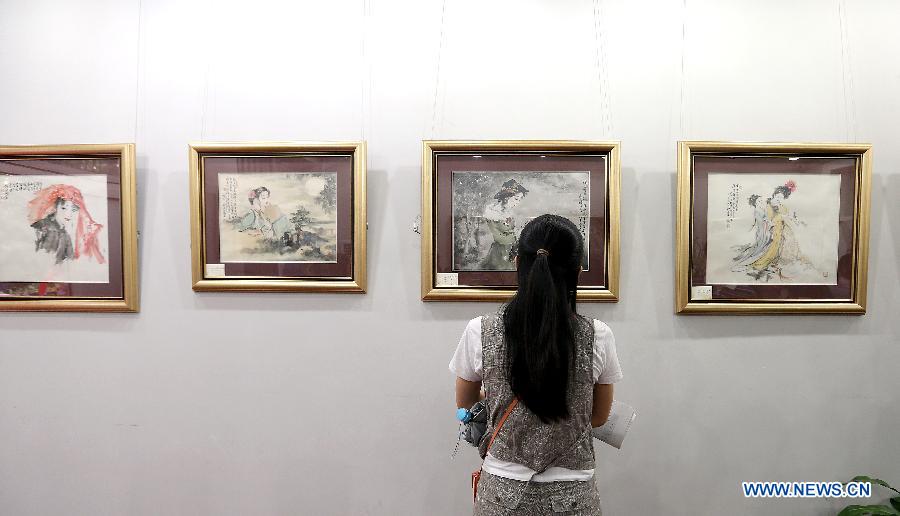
[451,171,590,271]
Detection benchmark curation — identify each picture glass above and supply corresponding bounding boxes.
[433,152,608,290]
[705,172,841,285]
[690,154,858,302]
[218,172,338,264]
[200,154,354,280]
[0,156,125,299]
[451,170,590,272]
[0,175,109,283]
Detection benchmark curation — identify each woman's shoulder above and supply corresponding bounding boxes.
[460,316,489,348]
[582,316,613,340]
[471,310,508,335]
[465,315,484,331]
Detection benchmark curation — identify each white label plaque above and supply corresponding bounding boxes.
[691,285,713,300]
[206,263,226,277]
[435,273,459,287]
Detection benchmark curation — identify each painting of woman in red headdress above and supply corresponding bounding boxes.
[0,175,109,283]
[28,184,106,265]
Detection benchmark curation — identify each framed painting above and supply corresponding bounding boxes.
[421,140,620,302]
[675,141,872,314]
[0,144,139,312]
[189,141,366,292]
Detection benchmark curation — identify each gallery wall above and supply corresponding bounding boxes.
[1,1,898,515]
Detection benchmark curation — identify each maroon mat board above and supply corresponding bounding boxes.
[0,157,124,299]
[201,154,354,279]
[433,152,608,288]
[690,154,857,301]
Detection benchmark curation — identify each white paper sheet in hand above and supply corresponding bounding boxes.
[592,400,636,449]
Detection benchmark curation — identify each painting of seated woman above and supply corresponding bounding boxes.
[218,172,338,263]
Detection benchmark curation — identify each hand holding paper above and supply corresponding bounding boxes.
[592,400,636,449]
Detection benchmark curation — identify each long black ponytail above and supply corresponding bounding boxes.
[502,214,584,423]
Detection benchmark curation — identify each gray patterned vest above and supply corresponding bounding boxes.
[478,310,596,472]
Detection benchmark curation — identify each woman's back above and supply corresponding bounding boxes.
[450,214,623,515]
[478,310,596,474]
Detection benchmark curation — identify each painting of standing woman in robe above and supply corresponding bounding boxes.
[0,176,109,284]
[705,173,841,285]
[218,172,338,263]
[451,171,590,271]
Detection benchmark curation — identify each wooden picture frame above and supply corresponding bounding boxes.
[0,144,139,312]
[422,140,620,302]
[189,141,366,293]
[675,141,872,314]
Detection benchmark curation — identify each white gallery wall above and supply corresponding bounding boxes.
[1,0,898,514]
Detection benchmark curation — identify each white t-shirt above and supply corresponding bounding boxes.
[449,316,623,482]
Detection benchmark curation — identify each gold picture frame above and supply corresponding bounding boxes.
[189,141,366,293]
[0,143,139,312]
[421,140,620,302]
[675,141,872,314]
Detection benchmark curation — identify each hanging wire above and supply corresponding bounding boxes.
[591,0,613,138]
[199,62,211,142]
[666,0,688,145]
[679,0,687,139]
[837,0,857,142]
[132,0,144,143]
[199,61,211,142]
[359,0,372,141]
[429,0,448,139]
[198,0,215,141]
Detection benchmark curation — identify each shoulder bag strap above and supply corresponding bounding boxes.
[472,398,518,504]
[485,397,519,455]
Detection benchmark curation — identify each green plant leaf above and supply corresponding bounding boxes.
[848,476,900,495]
[836,504,898,516]
[891,497,900,512]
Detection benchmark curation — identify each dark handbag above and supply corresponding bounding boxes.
[461,400,488,447]
[472,398,519,504]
